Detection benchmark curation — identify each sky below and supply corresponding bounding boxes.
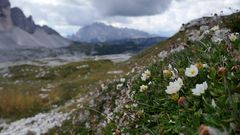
[10,0,240,37]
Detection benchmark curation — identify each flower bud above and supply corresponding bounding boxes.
[178,97,188,107]
[218,67,227,76]
[163,70,173,78]
[115,129,121,135]
[195,63,204,70]
[199,125,210,135]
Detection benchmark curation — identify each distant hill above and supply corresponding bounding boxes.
[68,22,155,43]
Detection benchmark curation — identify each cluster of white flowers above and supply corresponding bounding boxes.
[165,78,183,94]
[192,82,208,96]
[141,70,151,81]
[228,32,239,42]
[164,63,209,96]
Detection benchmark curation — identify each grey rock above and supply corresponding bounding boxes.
[11,7,36,33]
[0,0,10,9]
[11,7,59,35]
[39,25,59,35]
[0,0,70,50]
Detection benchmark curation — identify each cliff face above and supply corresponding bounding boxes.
[11,7,36,33]
[0,0,70,49]
[10,7,59,35]
[0,0,13,31]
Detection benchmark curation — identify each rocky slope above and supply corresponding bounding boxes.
[47,12,240,135]
[0,0,70,50]
[69,22,154,43]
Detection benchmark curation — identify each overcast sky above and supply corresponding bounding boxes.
[10,0,240,37]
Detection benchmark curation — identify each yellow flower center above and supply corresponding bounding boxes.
[191,70,195,75]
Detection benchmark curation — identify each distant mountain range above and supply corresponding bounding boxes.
[0,0,70,50]
[0,0,168,62]
[68,22,155,43]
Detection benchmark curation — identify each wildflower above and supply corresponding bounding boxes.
[116,84,123,90]
[120,78,126,83]
[163,69,173,78]
[164,64,178,79]
[192,82,208,96]
[148,81,152,85]
[141,70,151,81]
[185,65,199,77]
[203,64,209,68]
[132,103,138,107]
[140,85,148,92]
[229,33,239,42]
[101,84,108,90]
[165,78,183,94]
[195,63,208,70]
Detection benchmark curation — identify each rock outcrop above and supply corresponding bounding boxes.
[11,7,36,33]
[0,0,13,31]
[11,7,59,35]
[0,0,70,49]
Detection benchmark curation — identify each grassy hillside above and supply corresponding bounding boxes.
[46,12,240,135]
[0,12,240,135]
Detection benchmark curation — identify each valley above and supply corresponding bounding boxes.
[0,0,240,135]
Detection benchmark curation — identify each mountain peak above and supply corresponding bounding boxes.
[70,22,152,43]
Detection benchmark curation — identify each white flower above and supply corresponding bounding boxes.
[140,85,148,92]
[210,25,219,31]
[229,33,239,42]
[165,78,183,94]
[120,78,126,83]
[203,64,209,68]
[141,70,151,81]
[185,65,199,77]
[101,84,108,90]
[148,81,152,85]
[116,84,123,90]
[192,82,208,96]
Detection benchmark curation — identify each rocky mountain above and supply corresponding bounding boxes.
[69,22,153,43]
[0,0,70,50]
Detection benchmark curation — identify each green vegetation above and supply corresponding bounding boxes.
[0,60,128,120]
[47,12,240,135]
[124,41,240,134]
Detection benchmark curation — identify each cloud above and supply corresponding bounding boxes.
[9,0,240,37]
[90,0,172,16]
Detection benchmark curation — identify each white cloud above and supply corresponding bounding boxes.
[10,0,240,36]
